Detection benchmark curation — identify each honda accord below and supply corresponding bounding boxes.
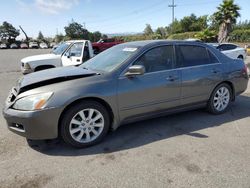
[3,40,249,148]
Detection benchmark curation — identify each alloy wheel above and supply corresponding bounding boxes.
[69,108,104,143]
[213,86,230,112]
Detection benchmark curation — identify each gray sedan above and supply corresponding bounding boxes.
[3,40,249,148]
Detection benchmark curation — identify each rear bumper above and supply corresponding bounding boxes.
[2,107,63,140]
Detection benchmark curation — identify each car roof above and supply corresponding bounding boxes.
[66,40,88,43]
[123,40,205,48]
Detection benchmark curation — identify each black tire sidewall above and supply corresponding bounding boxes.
[208,83,232,114]
[60,101,110,148]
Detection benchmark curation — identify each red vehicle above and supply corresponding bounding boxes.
[92,38,123,54]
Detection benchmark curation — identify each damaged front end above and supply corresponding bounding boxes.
[5,66,99,109]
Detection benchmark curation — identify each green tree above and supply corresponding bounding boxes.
[55,33,65,43]
[92,31,102,42]
[166,19,182,34]
[179,14,208,32]
[195,29,217,42]
[155,27,167,38]
[64,21,89,40]
[144,24,154,35]
[37,31,44,41]
[213,0,240,43]
[234,20,250,30]
[102,34,108,39]
[0,21,20,43]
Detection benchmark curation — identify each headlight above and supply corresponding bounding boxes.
[23,63,31,69]
[12,92,53,111]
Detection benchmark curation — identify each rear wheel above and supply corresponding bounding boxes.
[207,83,232,114]
[60,101,110,148]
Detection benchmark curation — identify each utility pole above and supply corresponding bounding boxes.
[168,0,177,33]
[83,22,86,29]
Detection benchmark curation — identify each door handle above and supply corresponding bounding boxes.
[211,69,220,74]
[76,59,80,62]
[166,76,179,82]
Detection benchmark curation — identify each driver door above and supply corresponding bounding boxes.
[62,42,84,66]
[118,45,181,121]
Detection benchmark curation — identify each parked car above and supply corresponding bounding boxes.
[29,41,39,49]
[20,43,28,49]
[40,42,48,49]
[0,43,7,49]
[10,43,18,49]
[92,38,123,54]
[3,40,249,148]
[207,43,219,48]
[21,40,94,74]
[50,42,57,49]
[216,43,246,59]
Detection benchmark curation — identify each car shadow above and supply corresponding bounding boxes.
[30,95,250,156]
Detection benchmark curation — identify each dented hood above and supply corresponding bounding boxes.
[18,66,97,92]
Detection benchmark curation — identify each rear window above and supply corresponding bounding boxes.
[217,44,237,51]
[177,45,211,67]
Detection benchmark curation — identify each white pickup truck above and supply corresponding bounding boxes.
[21,40,94,74]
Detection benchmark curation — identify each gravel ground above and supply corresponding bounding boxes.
[0,49,250,188]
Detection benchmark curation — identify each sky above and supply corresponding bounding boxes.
[0,0,249,39]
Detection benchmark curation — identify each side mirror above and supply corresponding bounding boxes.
[125,65,145,77]
[65,52,71,58]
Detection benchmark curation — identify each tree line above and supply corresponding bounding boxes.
[120,0,250,43]
[0,0,249,45]
[0,20,107,45]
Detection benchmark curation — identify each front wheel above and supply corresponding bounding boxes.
[207,83,232,114]
[60,101,110,148]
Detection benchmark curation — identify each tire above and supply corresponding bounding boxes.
[207,83,232,114]
[60,101,110,148]
[93,48,99,54]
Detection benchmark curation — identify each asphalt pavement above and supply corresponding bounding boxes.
[0,49,250,188]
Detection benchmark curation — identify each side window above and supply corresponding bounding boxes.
[217,44,237,51]
[217,44,227,51]
[67,43,83,57]
[177,45,210,67]
[208,50,219,64]
[134,45,174,73]
[227,44,237,50]
[83,42,90,62]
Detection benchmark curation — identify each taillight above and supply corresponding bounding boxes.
[242,64,249,77]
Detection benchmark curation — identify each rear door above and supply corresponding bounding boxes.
[61,42,84,66]
[176,44,223,105]
[118,45,181,120]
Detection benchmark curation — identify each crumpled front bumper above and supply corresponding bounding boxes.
[2,106,63,140]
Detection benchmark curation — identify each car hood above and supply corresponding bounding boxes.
[21,53,60,63]
[17,66,98,93]
[92,42,100,46]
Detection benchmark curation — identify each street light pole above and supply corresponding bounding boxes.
[168,0,177,33]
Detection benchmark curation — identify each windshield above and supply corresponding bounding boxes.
[52,42,70,55]
[81,44,139,72]
[97,39,103,43]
